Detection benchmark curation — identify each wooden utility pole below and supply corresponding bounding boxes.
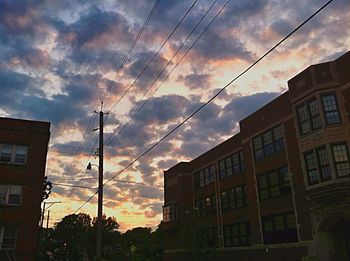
[95,103,106,261]
[46,210,50,229]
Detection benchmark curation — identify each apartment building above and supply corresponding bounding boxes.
[163,51,350,261]
[0,117,50,261]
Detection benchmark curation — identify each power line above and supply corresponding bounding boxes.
[67,0,160,197]
[101,0,160,102]
[104,0,200,117]
[105,0,222,147]
[52,182,97,190]
[73,0,334,213]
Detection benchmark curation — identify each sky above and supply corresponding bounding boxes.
[0,0,349,231]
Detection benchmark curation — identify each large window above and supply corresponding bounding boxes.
[331,143,350,177]
[257,166,290,200]
[221,185,246,212]
[196,226,219,248]
[304,146,332,185]
[253,125,284,161]
[219,151,244,179]
[0,185,22,206]
[195,195,216,217]
[163,204,178,223]
[296,98,322,136]
[262,212,297,244]
[223,222,251,247]
[0,227,17,250]
[321,94,341,125]
[0,144,28,165]
[194,165,215,189]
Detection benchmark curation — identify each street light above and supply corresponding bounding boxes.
[87,162,103,260]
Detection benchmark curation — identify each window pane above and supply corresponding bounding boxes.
[221,191,228,211]
[229,189,236,209]
[209,165,215,182]
[14,146,27,164]
[253,137,262,149]
[274,216,284,230]
[258,175,268,188]
[0,185,7,204]
[332,144,349,162]
[263,132,274,156]
[269,172,278,185]
[254,137,264,160]
[297,105,310,135]
[297,105,308,122]
[205,169,210,185]
[9,185,22,195]
[332,144,350,177]
[322,95,338,111]
[322,95,341,124]
[0,144,13,162]
[273,126,283,140]
[305,149,320,184]
[279,166,290,186]
[325,111,341,124]
[270,186,280,197]
[260,189,269,200]
[263,131,272,144]
[317,147,332,181]
[308,99,319,117]
[236,187,243,208]
[317,147,329,165]
[219,160,225,178]
[263,220,273,232]
[2,227,17,249]
[308,170,320,184]
[199,171,205,187]
[335,162,350,177]
[255,148,264,160]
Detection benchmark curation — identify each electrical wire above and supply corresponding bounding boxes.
[101,0,160,102]
[65,1,160,198]
[105,0,222,147]
[105,0,200,116]
[73,0,334,213]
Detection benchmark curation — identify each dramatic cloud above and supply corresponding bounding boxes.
[1,0,349,231]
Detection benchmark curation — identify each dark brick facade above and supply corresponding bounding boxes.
[0,117,50,261]
[163,51,350,261]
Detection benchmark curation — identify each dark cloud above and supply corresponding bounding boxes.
[58,6,133,50]
[0,0,45,36]
[134,94,189,123]
[223,92,281,123]
[177,73,211,89]
[124,51,170,89]
[188,29,253,62]
[157,159,178,170]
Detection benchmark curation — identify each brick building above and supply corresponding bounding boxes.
[0,117,50,261]
[163,51,350,261]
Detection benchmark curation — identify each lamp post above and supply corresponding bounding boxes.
[87,105,106,260]
[87,162,103,260]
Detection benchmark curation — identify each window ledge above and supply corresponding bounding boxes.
[306,177,350,202]
[0,162,27,166]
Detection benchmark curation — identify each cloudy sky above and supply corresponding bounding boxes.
[1,0,349,231]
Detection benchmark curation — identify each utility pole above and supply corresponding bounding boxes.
[95,103,107,261]
[41,201,61,228]
[46,210,50,229]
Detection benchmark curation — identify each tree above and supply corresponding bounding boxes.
[42,176,52,201]
[88,215,121,259]
[53,213,92,260]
